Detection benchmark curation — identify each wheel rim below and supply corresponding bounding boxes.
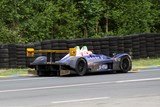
[122,58,130,70]
[78,60,86,73]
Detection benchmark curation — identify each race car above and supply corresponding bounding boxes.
[27,46,132,76]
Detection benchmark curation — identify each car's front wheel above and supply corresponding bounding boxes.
[119,56,132,73]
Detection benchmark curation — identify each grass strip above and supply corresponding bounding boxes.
[0,69,28,77]
[132,58,160,68]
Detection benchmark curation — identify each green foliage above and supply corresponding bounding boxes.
[133,58,160,68]
[151,0,160,32]
[76,0,105,37]
[0,0,159,43]
[107,0,159,35]
[0,21,20,43]
[21,0,81,42]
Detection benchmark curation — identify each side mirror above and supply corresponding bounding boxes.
[26,48,35,57]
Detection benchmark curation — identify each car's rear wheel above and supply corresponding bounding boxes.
[37,70,45,76]
[75,58,88,76]
[37,66,51,76]
[37,70,52,76]
[119,56,132,73]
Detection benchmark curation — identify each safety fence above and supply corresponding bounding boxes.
[0,33,160,68]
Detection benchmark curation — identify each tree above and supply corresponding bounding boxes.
[106,0,158,35]
[151,0,160,33]
[20,0,81,42]
[0,0,159,43]
[75,0,105,37]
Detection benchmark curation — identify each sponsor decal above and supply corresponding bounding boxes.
[97,64,108,71]
[86,55,102,60]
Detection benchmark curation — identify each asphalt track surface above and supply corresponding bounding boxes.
[0,68,160,107]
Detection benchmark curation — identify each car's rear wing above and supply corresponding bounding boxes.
[26,48,76,57]
[26,48,76,62]
[27,48,76,57]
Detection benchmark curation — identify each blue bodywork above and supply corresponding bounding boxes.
[30,46,132,76]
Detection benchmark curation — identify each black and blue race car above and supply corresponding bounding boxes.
[27,46,132,76]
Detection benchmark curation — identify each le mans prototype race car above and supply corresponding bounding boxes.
[27,46,132,76]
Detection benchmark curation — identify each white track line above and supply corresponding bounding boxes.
[0,77,160,93]
[116,77,160,83]
[51,97,110,104]
[0,81,111,93]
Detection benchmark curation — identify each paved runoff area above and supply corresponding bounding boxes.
[0,68,160,107]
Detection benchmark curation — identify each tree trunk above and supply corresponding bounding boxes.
[95,21,99,33]
[84,25,88,38]
[106,17,108,33]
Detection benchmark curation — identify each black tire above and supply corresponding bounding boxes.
[75,58,88,76]
[0,64,9,68]
[0,58,9,62]
[93,46,101,50]
[41,40,51,45]
[36,65,51,77]
[17,51,26,54]
[17,55,26,58]
[37,69,52,77]
[0,49,9,53]
[34,42,41,47]
[119,56,132,73]
[0,54,9,58]
[94,50,101,54]
[41,44,51,49]
[37,70,45,77]
[16,48,25,51]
